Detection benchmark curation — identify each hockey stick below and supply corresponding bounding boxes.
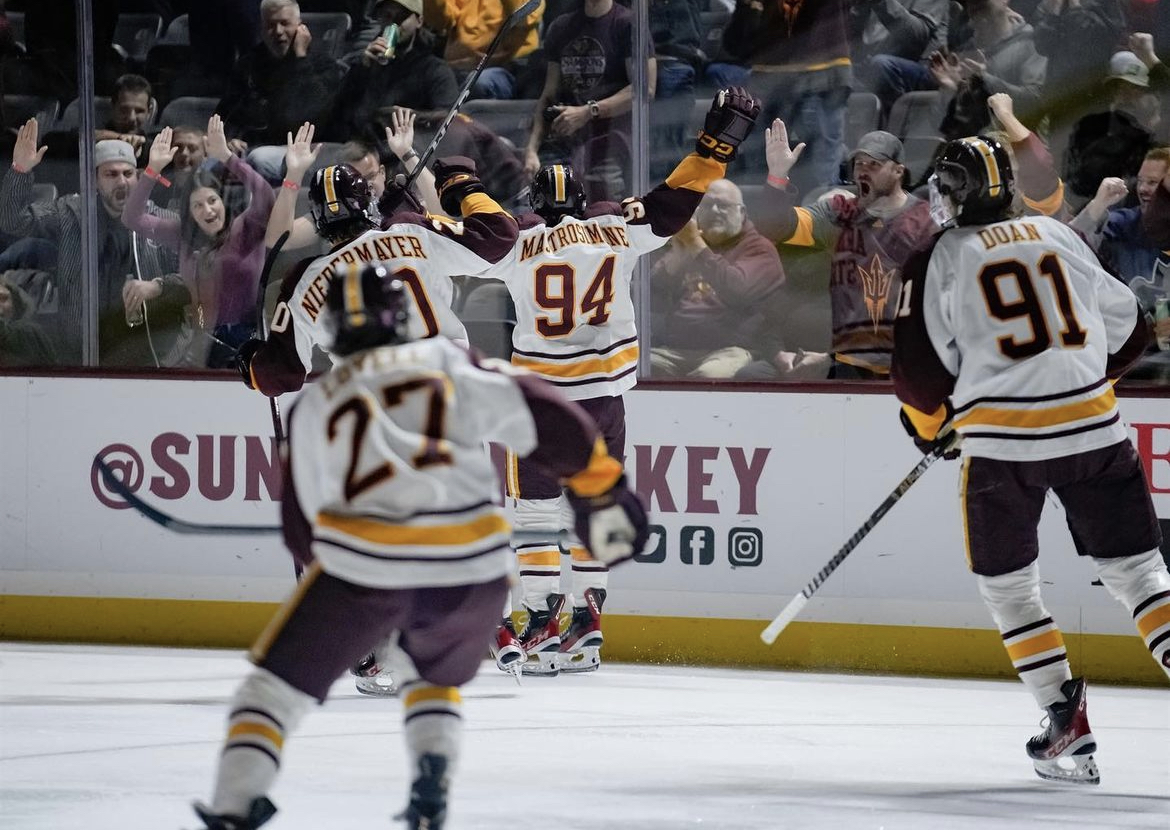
[402,0,540,193]
[256,231,290,446]
[759,431,962,646]
[96,456,567,543]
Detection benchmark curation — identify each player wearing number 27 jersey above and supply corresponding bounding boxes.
[893,136,1169,788]
[242,159,518,396]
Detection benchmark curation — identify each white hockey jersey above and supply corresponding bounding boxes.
[483,153,726,400]
[250,200,518,396]
[893,215,1148,461]
[286,337,539,589]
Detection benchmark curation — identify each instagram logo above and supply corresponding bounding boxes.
[728,527,763,567]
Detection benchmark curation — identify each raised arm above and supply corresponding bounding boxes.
[0,120,61,240]
[265,122,321,250]
[124,127,182,248]
[385,108,442,215]
[206,115,275,246]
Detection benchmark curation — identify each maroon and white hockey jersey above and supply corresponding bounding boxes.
[281,338,619,588]
[249,197,518,396]
[482,153,727,400]
[892,214,1149,461]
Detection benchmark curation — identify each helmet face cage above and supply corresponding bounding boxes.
[530,163,587,224]
[934,136,1015,226]
[322,264,412,356]
[310,164,381,243]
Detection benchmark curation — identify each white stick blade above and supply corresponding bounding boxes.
[759,593,808,645]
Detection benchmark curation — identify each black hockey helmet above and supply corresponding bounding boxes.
[322,263,412,357]
[530,163,587,225]
[929,135,1015,227]
[310,164,381,244]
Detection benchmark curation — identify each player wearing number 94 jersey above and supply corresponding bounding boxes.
[238,158,518,396]
[468,87,760,677]
[892,136,1170,787]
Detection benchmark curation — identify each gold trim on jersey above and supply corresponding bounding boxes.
[901,403,949,442]
[317,511,510,547]
[565,437,623,497]
[665,154,727,192]
[460,191,509,216]
[1023,181,1065,217]
[511,343,639,379]
[505,450,520,498]
[785,206,817,247]
[953,387,1116,431]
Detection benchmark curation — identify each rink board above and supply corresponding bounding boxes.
[2,375,1168,685]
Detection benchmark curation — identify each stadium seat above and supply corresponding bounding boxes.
[301,12,351,59]
[114,13,164,65]
[699,9,733,64]
[845,92,881,150]
[3,95,60,136]
[158,96,218,129]
[886,91,942,143]
[459,99,536,151]
[55,97,115,133]
[159,14,189,45]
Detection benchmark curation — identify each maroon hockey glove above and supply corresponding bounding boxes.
[235,338,264,390]
[566,475,650,565]
[695,86,760,163]
[433,155,487,216]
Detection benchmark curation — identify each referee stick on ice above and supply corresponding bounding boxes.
[760,430,961,645]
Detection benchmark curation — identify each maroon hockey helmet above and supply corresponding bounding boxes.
[310,164,381,244]
[322,263,412,356]
[530,163,587,225]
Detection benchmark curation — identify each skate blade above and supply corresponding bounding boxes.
[354,676,399,697]
[1033,754,1100,785]
[557,645,600,673]
[520,649,560,677]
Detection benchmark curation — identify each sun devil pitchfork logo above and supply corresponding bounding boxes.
[857,254,897,332]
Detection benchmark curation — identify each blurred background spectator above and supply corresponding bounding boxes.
[650,178,785,378]
[0,271,55,365]
[424,0,545,100]
[849,0,948,113]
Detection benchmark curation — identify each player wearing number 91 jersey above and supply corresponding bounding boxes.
[892,135,1170,787]
[240,160,518,397]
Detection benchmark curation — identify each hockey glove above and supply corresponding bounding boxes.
[899,406,961,460]
[433,155,487,216]
[566,474,650,566]
[235,338,264,390]
[695,86,761,163]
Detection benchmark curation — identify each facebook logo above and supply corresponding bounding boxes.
[634,524,667,564]
[680,526,714,565]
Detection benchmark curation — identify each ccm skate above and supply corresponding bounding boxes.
[1026,677,1100,785]
[518,593,564,676]
[557,587,606,673]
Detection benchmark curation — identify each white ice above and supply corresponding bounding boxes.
[1,643,1167,829]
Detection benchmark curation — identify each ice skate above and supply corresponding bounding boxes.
[192,796,277,829]
[518,593,564,676]
[396,753,449,830]
[1026,677,1100,785]
[351,651,398,697]
[557,587,606,673]
[491,617,525,683]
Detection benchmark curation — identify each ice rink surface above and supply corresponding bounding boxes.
[1,643,1167,830]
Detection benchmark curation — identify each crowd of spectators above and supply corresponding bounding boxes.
[0,0,1167,383]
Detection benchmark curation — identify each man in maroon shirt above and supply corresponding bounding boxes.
[650,178,786,377]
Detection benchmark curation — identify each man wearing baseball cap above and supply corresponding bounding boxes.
[759,121,936,379]
[0,121,184,365]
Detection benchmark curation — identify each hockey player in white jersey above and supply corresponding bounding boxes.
[236,157,518,395]
[892,136,1170,785]
[191,265,649,830]
[466,87,760,676]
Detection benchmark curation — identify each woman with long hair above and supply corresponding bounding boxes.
[123,114,275,367]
